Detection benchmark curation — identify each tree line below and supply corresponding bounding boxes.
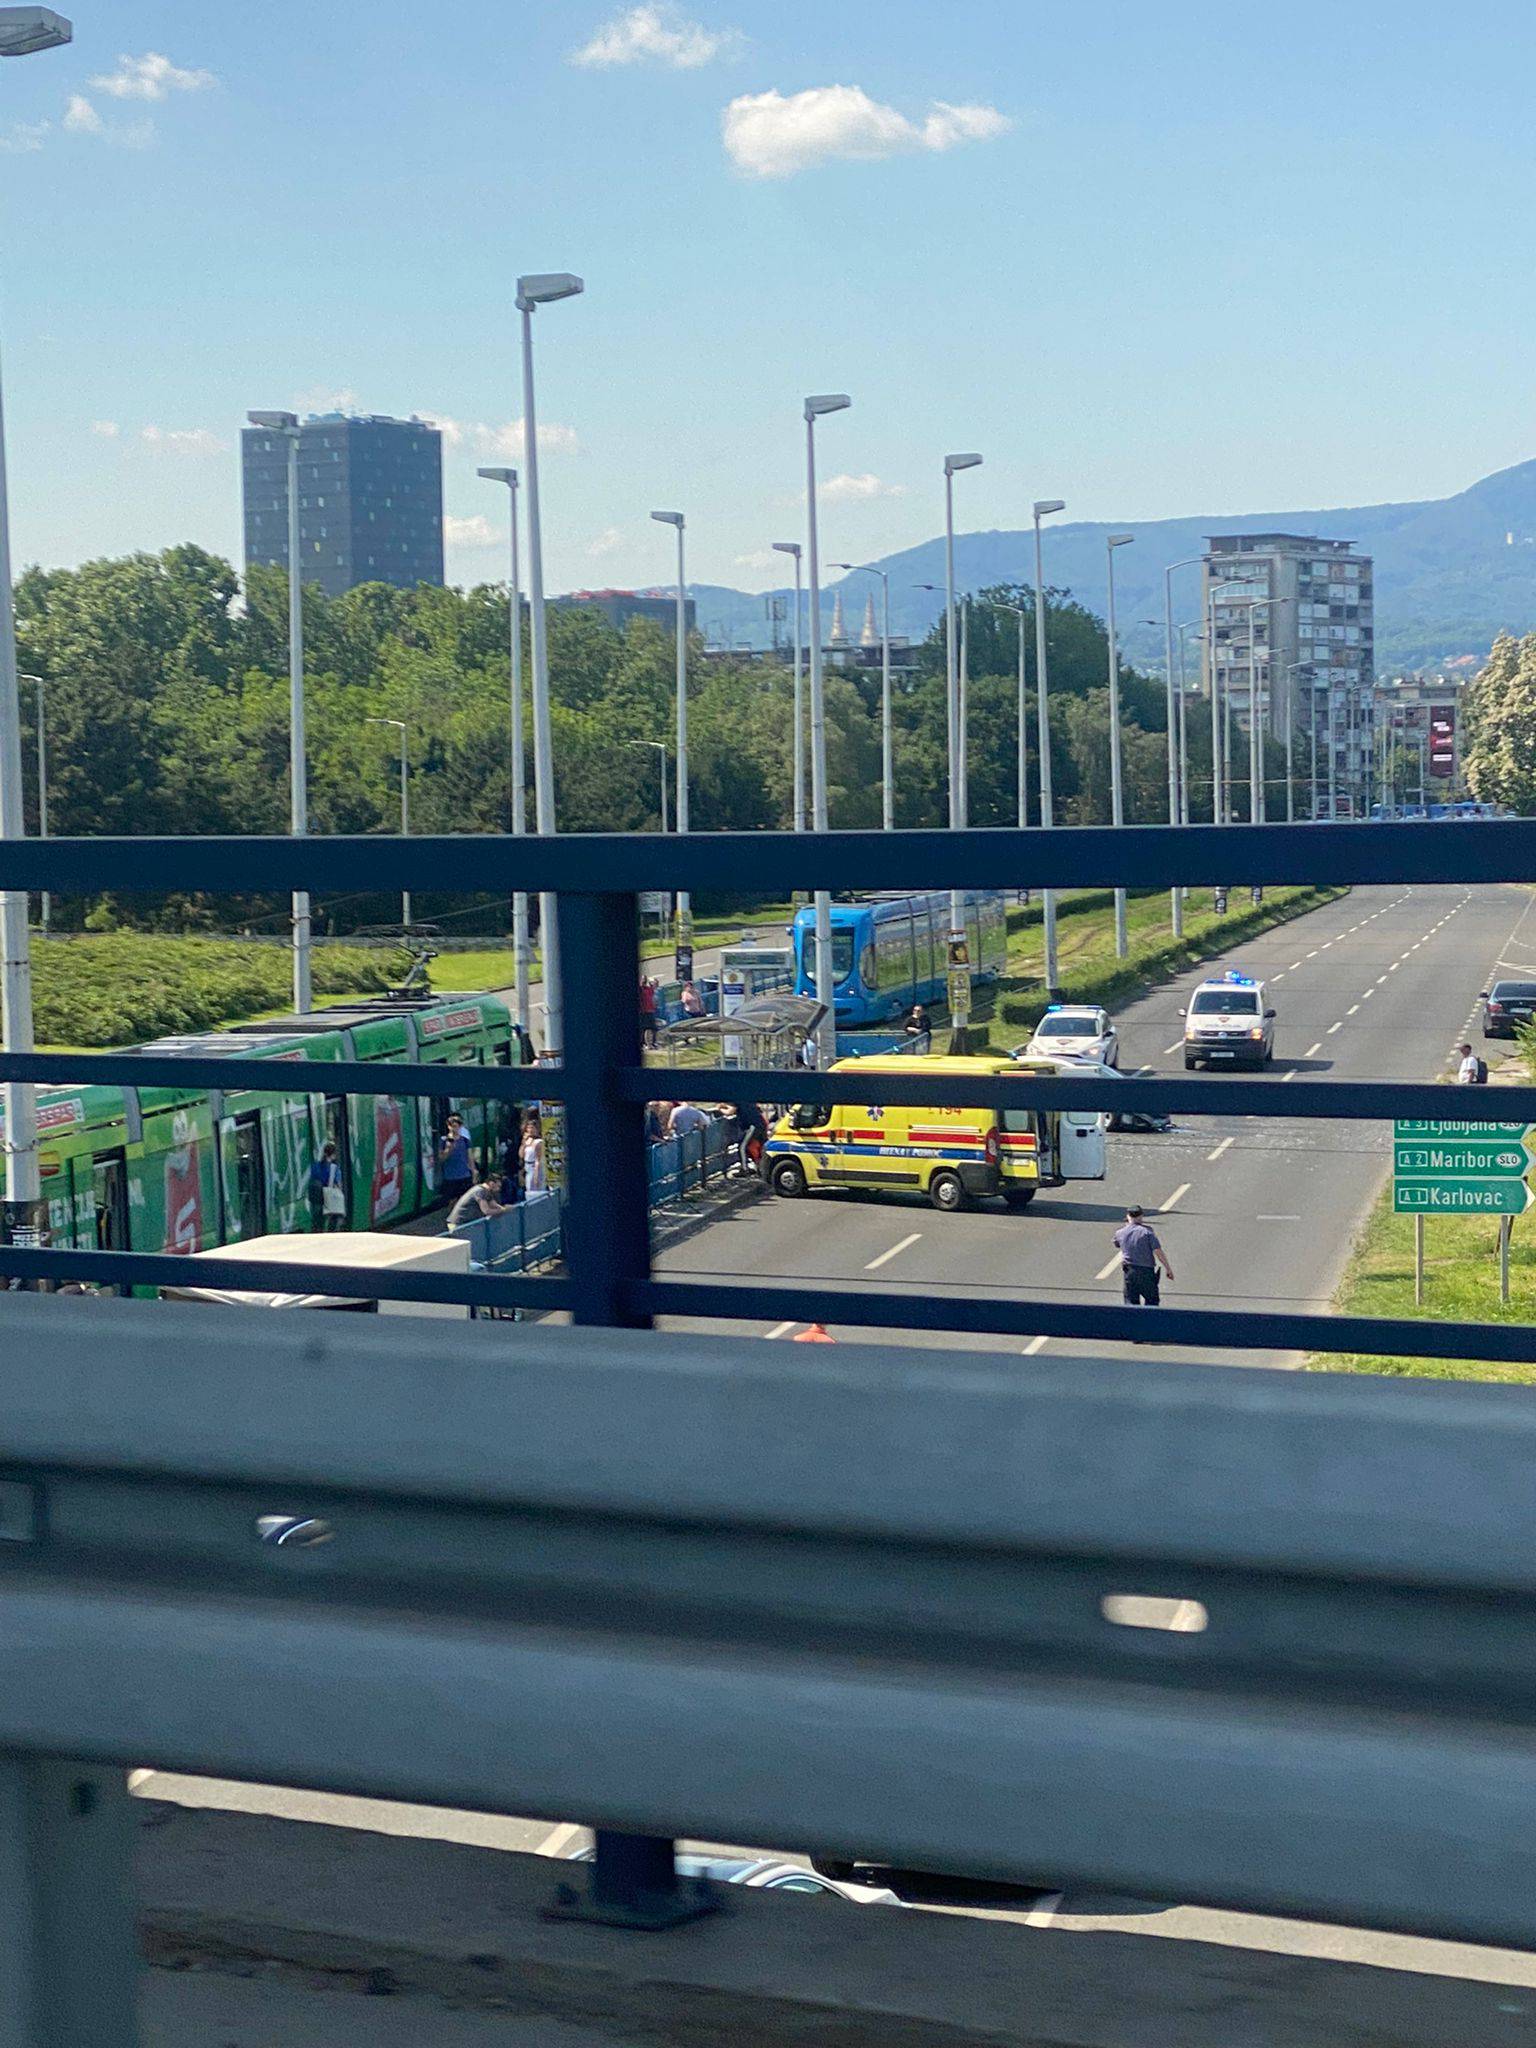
[13,544,1234,929]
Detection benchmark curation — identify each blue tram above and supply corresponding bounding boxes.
[791,890,1008,1027]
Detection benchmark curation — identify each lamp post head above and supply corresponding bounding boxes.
[1107,532,1134,550]
[944,453,982,476]
[650,510,684,529]
[248,409,299,433]
[804,393,851,421]
[771,540,801,560]
[477,465,516,487]
[1034,499,1065,519]
[0,8,71,55]
[516,272,584,309]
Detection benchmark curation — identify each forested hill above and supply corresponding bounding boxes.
[686,457,1536,676]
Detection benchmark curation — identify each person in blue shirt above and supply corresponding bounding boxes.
[438,1112,474,1212]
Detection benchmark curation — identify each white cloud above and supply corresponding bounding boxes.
[425,415,579,458]
[90,52,216,101]
[723,83,1010,179]
[140,425,227,458]
[63,94,103,135]
[90,420,120,439]
[820,472,906,504]
[0,120,50,154]
[572,4,741,69]
[444,514,504,549]
[587,526,625,559]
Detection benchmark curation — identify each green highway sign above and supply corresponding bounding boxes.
[1393,1141,1530,1177]
[1394,1179,1535,1216]
[1394,1120,1532,1141]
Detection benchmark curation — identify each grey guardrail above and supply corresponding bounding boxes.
[6,1296,1536,1983]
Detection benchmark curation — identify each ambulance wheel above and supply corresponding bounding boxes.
[1003,1187,1036,1209]
[929,1171,967,1213]
[770,1159,808,1199]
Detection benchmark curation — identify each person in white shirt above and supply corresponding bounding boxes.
[1456,1042,1486,1086]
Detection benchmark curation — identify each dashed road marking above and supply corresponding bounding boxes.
[866,1232,922,1272]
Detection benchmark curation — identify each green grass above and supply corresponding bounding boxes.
[973,885,1345,1052]
[1310,1183,1536,1384]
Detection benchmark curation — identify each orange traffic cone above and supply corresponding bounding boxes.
[794,1323,836,1343]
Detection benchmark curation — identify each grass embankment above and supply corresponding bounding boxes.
[1312,1193,1536,1385]
[973,885,1347,1053]
[35,934,405,1048]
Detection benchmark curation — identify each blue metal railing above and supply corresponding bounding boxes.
[2,818,1535,1366]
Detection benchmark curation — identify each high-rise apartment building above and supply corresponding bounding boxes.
[1202,532,1375,818]
[242,413,444,599]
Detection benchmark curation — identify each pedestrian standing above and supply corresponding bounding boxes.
[306,1142,346,1233]
[438,1111,474,1212]
[521,1114,547,1194]
[1112,1204,1174,1307]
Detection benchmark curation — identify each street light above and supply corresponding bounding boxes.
[943,455,982,1050]
[771,541,805,831]
[829,561,892,830]
[804,393,850,1070]
[517,270,584,1059]
[247,408,312,1012]
[651,510,691,971]
[0,5,69,1247]
[1162,554,1203,935]
[19,672,45,934]
[364,718,411,928]
[1033,499,1065,998]
[477,464,532,1037]
[1105,533,1134,958]
[986,600,1029,832]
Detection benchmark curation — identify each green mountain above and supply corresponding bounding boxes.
[682,458,1536,676]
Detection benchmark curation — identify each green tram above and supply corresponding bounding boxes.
[5,993,531,1263]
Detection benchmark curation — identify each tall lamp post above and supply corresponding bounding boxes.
[517,271,584,1059]
[364,718,411,928]
[477,464,531,1037]
[20,671,46,934]
[804,393,850,1070]
[1162,554,1203,934]
[1033,498,1065,997]
[986,600,1029,831]
[0,6,71,1246]
[771,540,805,830]
[943,455,982,1050]
[829,561,892,829]
[1105,533,1134,958]
[247,409,312,1011]
[651,510,691,970]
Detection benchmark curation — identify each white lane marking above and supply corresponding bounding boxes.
[1303,1041,1322,1058]
[1327,1022,1343,1034]
[1160,1183,1191,1212]
[764,1320,798,1340]
[1347,1004,1359,1016]
[1206,1137,1234,1161]
[536,1820,589,1858]
[1022,1334,1050,1356]
[1025,1891,1065,1927]
[865,1231,922,1272]
[1095,1252,1123,1281]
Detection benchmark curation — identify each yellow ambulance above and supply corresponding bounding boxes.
[761,1055,1106,1213]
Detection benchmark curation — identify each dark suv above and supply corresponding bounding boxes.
[1482,980,1536,1039]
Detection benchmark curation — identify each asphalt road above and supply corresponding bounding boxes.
[655,881,1536,1369]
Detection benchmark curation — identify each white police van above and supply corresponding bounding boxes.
[1183,970,1276,1070]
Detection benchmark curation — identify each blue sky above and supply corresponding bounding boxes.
[1,0,1533,596]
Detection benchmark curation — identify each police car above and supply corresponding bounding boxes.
[1182,970,1276,1070]
[1021,1004,1119,1067]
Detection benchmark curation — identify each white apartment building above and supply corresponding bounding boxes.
[1202,532,1375,817]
